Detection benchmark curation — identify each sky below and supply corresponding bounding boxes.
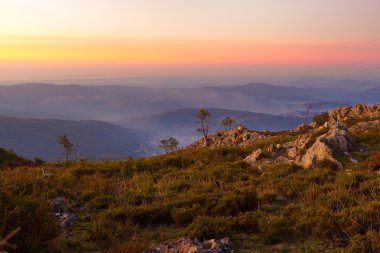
[1,0,380,83]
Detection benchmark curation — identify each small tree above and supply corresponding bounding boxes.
[304,103,314,124]
[167,137,179,152]
[159,139,170,153]
[159,137,179,153]
[220,116,236,130]
[196,109,211,140]
[58,135,74,161]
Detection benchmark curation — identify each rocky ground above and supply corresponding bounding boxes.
[187,103,380,171]
[187,125,267,149]
[329,103,380,124]
[244,103,380,169]
[144,237,234,253]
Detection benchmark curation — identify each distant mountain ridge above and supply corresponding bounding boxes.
[1,82,379,159]
[0,116,153,160]
[0,82,378,122]
[0,107,308,160]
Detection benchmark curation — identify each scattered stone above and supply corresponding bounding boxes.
[51,197,76,235]
[144,237,234,253]
[287,147,298,159]
[349,120,380,133]
[276,195,288,202]
[267,144,278,153]
[188,125,266,149]
[274,156,293,165]
[350,157,358,164]
[309,121,317,128]
[244,149,266,165]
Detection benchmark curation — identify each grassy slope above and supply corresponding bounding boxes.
[0,129,379,253]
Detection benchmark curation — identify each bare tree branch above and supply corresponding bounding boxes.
[0,226,21,249]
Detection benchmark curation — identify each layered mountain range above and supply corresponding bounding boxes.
[0,82,379,160]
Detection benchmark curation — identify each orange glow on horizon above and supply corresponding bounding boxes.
[1,37,379,65]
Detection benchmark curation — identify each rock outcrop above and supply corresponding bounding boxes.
[244,125,356,169]
[244,148,265,165]
[188,125,266,149]
[294,127,355,168]
[144,237,234,253]
[298,139,340,169]
[349,120,380,133]
[329,103,380,124]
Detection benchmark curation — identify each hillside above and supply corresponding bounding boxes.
[0,117,154,160]
[0,103,379,253]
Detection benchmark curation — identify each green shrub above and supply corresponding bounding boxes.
[0,193,60,252]
[350,202,380,233]
[90,212,137,248]
[367,153,380,171]
[128,204,172,226]
[33,157,46,165]
[315,159,340,171]
[0,147,32,168]
[312,112,329,127]
[348,230,380,253]
[172,207,194,225]
[257,214,295,243]
[313,210,353,246]
[186,216,235,239]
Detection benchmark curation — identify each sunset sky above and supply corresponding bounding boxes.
[1,0,380,83]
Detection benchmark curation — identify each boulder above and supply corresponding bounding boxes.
[244,149,265,165]
[320,127,354,154]
[286,125,354,168]
[51,197,76,232]
[298,139,342,169]
[287,147,298,159]
[144,237,234,253]
[267,144,278,153]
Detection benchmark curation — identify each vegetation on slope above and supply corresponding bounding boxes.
[0,126,379,253]
[0,147,33,168]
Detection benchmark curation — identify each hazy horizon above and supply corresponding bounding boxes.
[1,76,380,91]
[1,0,380,83]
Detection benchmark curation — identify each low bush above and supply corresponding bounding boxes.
[348,230,380,253]
[312,111,329,127]
[367,152,380,171]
